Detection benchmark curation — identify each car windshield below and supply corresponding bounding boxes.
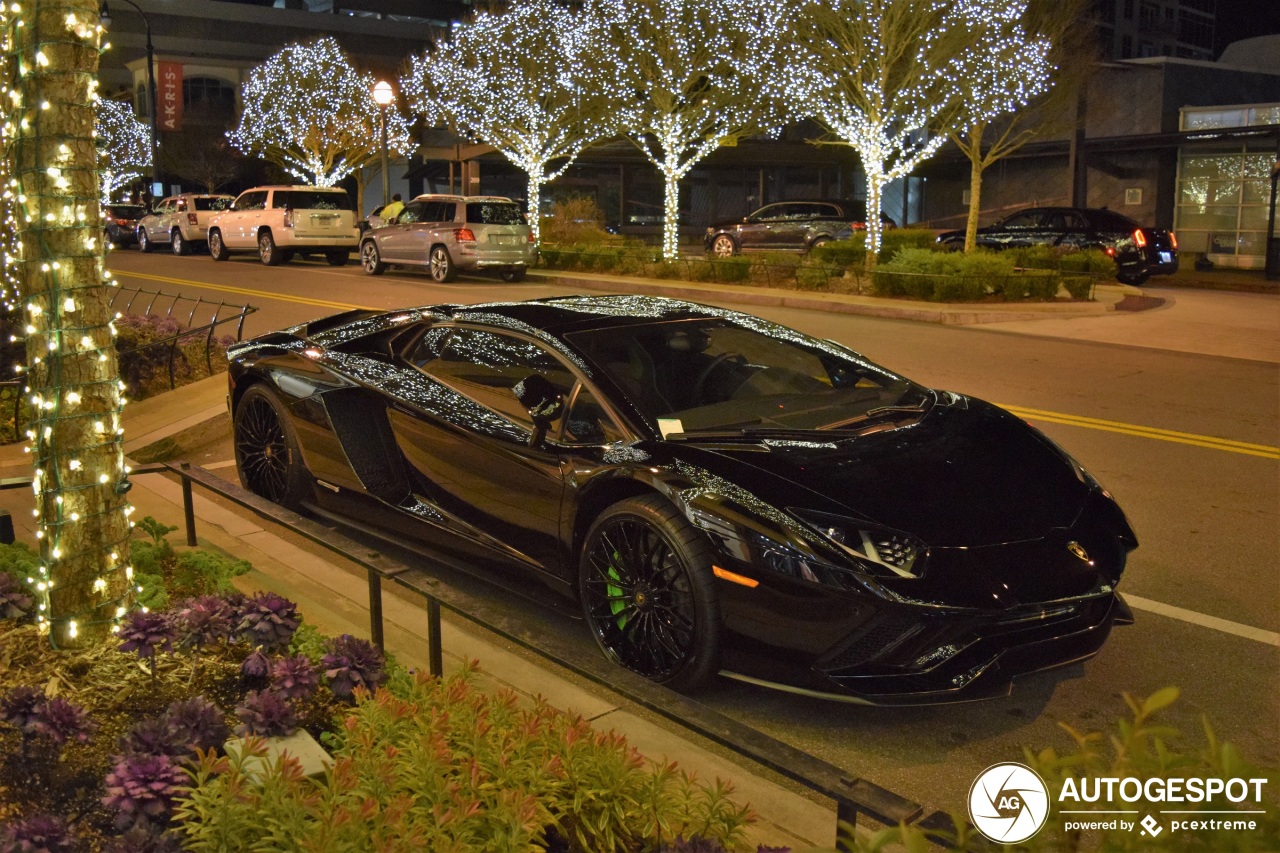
[465,201,525,225]
[567,318,930,434]
[272,190,352,211]
[194,197,234,211]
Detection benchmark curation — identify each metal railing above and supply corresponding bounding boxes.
[1,287,256,441]
[152,460,954,843]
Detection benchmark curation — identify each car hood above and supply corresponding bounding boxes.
[674,398,1086,548]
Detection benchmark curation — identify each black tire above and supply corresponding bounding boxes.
[137,229,153,253]
[258,230,284,266]
[233,384,312,508]
[429,245,457,283]
[578,494,721,691]
[709,234,737,258]
[360,241,386,276]
[1117,269,1149,285]
[325,250,349,267]
[171,229,190,256]
[209,230,230,262]
[810,237,831,253]
[500,267,526,283]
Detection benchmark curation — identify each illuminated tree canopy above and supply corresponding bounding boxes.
[95,97,150,202]
[228,37,412,190]
[403,0,615,242]
[794,0,1047,267]
[599,0,799,259]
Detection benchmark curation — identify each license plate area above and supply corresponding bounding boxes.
[1158,251,1172,264]
[490,234,518,245]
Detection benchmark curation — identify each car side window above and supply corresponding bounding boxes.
[397,202,426,224]
[561,384,624,445]
[419,202,447,222]
[752,204,789,223]
[236,191,266,211]
[423,328,576,429]
[175,199,187,213]
[1002,211,1041,229]
[790,203,824,220]
[408,326,451,367]
[813,204,841,219]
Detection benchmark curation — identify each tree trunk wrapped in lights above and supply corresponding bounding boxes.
[600,0,799,260]
[403,0,616,244]
[6,0,134,648]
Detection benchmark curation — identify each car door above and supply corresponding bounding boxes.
[739,203,793,250]
[375,200,426,263]
[226,190,267,247]
[388,326,574,574]
[409,201,456,262]
[146,198,172,241]
[1055,211,1090,250]
[985,210,1044,248]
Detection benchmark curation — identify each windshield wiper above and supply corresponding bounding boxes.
[818,398,934,431]
[664,427,859,443]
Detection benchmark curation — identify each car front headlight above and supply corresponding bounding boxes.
[790,509,927,580]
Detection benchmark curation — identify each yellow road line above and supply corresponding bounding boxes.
[111,269,1280,462]
[114,269,365,312]
[1001,404,1280,460]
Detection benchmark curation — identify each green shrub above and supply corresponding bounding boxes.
[810,238,865,269]
[540,196,614,245]
[1024,270,1062,300]
[686,259,716,281]
[795,266,833,291]
[709,256,751,282]
[175,665,754,853]
[1007,243,1061,270]
[1062,275,1095,300]
[881,227,941,260]
[1060,248,1115,275]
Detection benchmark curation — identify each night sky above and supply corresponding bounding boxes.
[1213,0,1280,58]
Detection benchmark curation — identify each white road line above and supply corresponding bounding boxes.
[1124,594,1280,646]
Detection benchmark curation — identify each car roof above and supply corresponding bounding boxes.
[410,194,516,203]
[438,295,728,336]
[239,185,348,192]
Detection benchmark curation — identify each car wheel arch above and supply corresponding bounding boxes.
[569,475,703,573]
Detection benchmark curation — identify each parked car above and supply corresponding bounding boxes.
[705,200,897,257]
[102,203,147,248]
[935,206,1179,285]
[228,295,1137,703]
[136,193,235,255]
[207,185,359,266]
[359,194,535,282]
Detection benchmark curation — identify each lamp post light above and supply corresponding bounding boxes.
[100,0,159,201]
[372,80,394,208]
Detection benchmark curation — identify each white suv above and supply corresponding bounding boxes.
[207,185,359,266]
[136,193,234,255]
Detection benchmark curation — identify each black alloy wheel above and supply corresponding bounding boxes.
[579,495,720,691]
[233,385,311,508]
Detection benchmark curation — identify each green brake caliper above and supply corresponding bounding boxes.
[607,553,628,629]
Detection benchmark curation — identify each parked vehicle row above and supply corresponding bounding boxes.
[114,186,537,284]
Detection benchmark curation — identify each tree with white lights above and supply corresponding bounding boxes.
[4,0,134,648]
[404,0,614,243]
[600,0,799,259]
[794,0,999,268]
[95,97,151,202]
[228,37,412,209]
[945,0,1088,252]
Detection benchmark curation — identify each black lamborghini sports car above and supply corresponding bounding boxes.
[228,295,1137,704]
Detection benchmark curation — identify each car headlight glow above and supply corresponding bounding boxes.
[790,509,927,580]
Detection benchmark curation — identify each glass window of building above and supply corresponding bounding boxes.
[1174,147,1274,266]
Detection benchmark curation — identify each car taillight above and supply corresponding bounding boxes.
[454,228,476,243]
[850,221,866,230]
[188,213,198,226]
[283,205,293,228]
[1133,228,1146,248]
[1104,246,1116,257]
[114,218,129,226]
[1169,232,1178,249]
[526,232,534,243]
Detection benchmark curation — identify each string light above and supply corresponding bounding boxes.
[95,97,149,203]
[791,0,1052,266]
[4,0,135,647]
[402,0,617,244]
[228,37,412,189]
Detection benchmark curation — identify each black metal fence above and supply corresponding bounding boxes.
[1,286,256,441]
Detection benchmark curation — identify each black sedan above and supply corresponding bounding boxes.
[228,296,1137,704]
[936,206,1178,285]
[103,203,148,248]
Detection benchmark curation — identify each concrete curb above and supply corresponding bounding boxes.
[529,269,1125,325]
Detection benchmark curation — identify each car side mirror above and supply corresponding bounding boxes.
[514,374,563,448]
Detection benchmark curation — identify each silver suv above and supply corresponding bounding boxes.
[136,193,234,255]
[207,185,359,266]
[359,194,535,282]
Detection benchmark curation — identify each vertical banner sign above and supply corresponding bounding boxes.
[158,61,183,131]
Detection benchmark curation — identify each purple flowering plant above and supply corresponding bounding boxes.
[102,753,187,829]
[0,573,33,620]
[234,689,297,738]
[237,592,299,650]
[269,654,318,702]
[321,634,386,701]
[163,696,229,756]
[118,610,176,684]
[0,813,78,853]
[171,595,234,650]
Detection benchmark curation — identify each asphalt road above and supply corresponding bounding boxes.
[106,248,1280,815]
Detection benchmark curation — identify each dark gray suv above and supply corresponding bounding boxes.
[704,200,896,257]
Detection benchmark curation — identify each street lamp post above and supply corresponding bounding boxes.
[372,81,394,209]
[100,0,159,202]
